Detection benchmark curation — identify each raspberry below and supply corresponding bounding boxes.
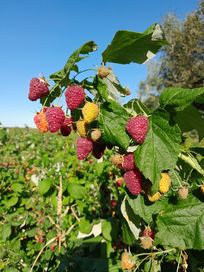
[98,66,110,78]
[76,137,93,160]
[90,129,102,142]
[111,154,123,168]
[82,102,99,124]
[60,116,73,136]
[65,85,85,110]
[178,186,189,200]
[76,120,87,137]
[123,169,142,195]
[142,227,154,239]
[28,77,49,101]
[46,106,65,133]
[140,237,153,249]
[121,250,135,271]
[126,115,149,144]
[159,173,171,194]
[147,192,161,202]
[116,177,124,187]
[201,184,204,194]
[34,111,48,133]
[122,153,136,171]
[92,141,106,159]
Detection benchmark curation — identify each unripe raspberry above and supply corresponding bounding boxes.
[60,116,73,136]
[90,129,102,142]
[122,153,136,171]
[46,106,65,133]
[140,236,153,249]
[178,186,189,200]
[76,120,87,137]
[98,66,110,78]
[28,77,49,101]
[126,115,149,144]
[65,85,85,110]
[76,137,93,160]
[34,111,48,132]
[142,226,154,239]
[159,173,171,194]
[147,192,161,202]
[116,177,124,187]
[124,169,142,195]
[121,250,135,271]
[111,154,123,168]
[82,102,99,124]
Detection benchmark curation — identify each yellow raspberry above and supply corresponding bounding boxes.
[200,184,204,194]
[90,128,102,142]
[148,192,161,202]
[34,111,48,133]
[76,120,87,137]
[111,154,123,167]
[121,250,135,271]
[159,173,171,194]
[82,102,99,124]
[140,236,153,249]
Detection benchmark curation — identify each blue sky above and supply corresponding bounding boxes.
[0,0,198,127]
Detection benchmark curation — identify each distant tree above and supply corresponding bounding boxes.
[139,0,204,109]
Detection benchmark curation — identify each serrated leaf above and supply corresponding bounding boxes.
[159,87,204,111]
[135,111,181,192]
[155,195,204,250]
[1,224,11,241]
[121,197,141,239]
[67,183,86,199]
[174,105,204,139]
[6,196,18,208]
[124,99,150,115]
[79,218,93,234]
[38,179,51,195]
[102,24,166,64]
[102,218,118,242]
[127,194,168,224]
[99,101,130,150]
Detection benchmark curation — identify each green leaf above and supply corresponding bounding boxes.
[124,99,150,115]
[99,101,130,150]
[174,105,204,139]
[127,194,168,224]
[79,218,93,234]
[67,183,86,199]
[102,218,118,242]
[1,224,11,241]
[155,195,204,250]
[6,196,18,208]
[159,87,204,112]
[38,179,51,195]
[11,183,24,193]
[135,111,181,191]
[102,24,166,64]
[121,221,135,246]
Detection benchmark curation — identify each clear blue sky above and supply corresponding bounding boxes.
[0,0,198,127]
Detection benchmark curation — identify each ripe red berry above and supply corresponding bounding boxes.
[122,153,136,171]
[65,85,85,110]
[110,199,117,208]
[60,116,73,136]
[92,141,106,159]
[46,106,65,133]
[123,169,142,195]
[76,137,93,160]
[126,115,149,144]
[28,77,49,101]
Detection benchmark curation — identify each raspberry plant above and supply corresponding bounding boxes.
[26,23,204,270]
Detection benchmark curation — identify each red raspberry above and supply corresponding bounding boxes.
[122,153,136,171]
[76,137,93,160]
[28,77,49,101]
[46,106,65,133]
[60,116,73,136]
[123,169,142,195]
[92,142,106,159]
[126,115,149,144]
[65,85,85,110]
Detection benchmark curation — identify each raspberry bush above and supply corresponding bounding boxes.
[28,23,204,271]
[4,23,204,271]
